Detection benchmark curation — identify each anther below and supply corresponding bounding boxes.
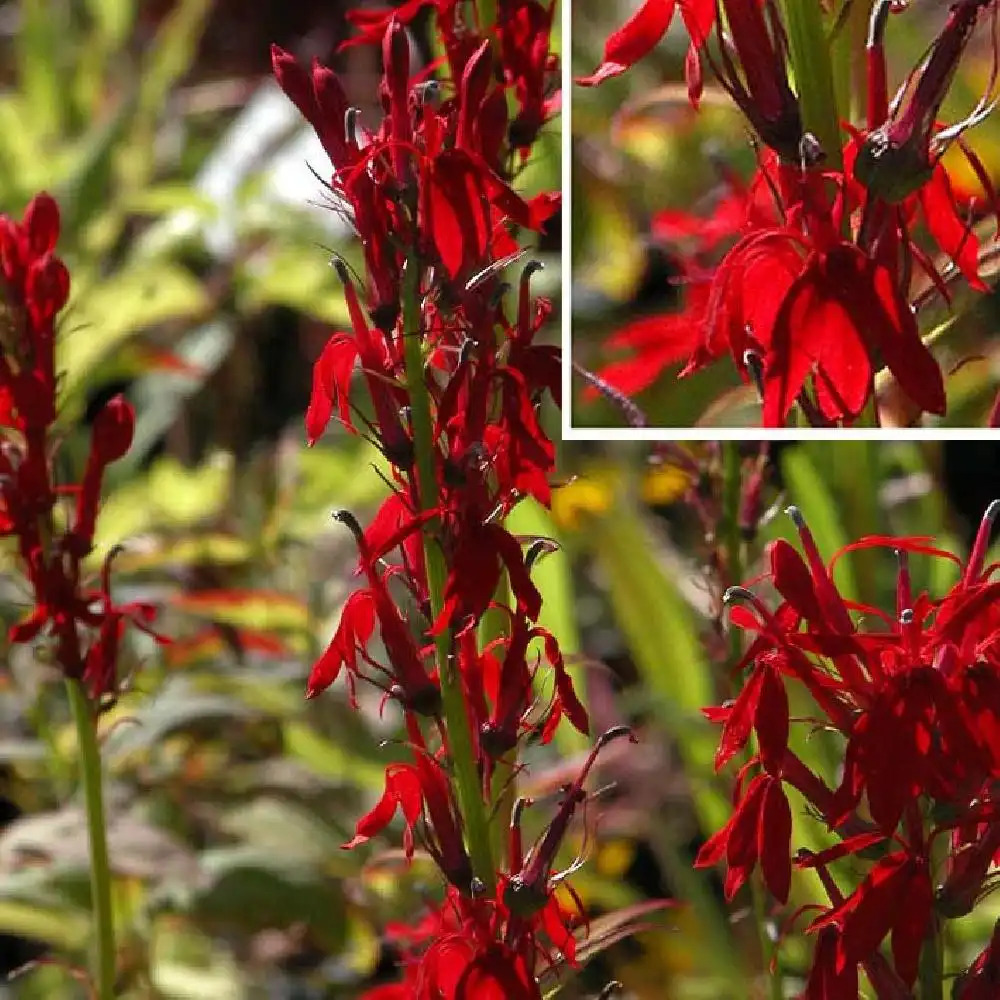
[867,0,892,49]
[743,349,766,402]
[332,509,365,546]
[344,107,360,146]
[723,585,756,606]
[785,505,806,528]
[596,725,636,751]
[417,80,440,105]
[525,538,559,572]
[799,133,826,168]
[330,258,351,286]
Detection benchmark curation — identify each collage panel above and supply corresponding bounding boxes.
[570,0,1000,429]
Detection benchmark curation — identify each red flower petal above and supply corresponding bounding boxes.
[757,778,792,903]
[306,334,359,443]
[755,663,789,776]
[715,664,765,771]
[23,193,61,256]
[576,0,677,87]
[920,164,987,292]
[891,862,932,986]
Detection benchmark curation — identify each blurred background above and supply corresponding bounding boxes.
[571,0,1000,427]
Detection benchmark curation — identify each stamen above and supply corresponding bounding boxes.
[965,498,1000,585]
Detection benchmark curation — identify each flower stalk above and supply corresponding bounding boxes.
[67,678,116,1000]
[400,258,496,890]
[918,917,944,1000]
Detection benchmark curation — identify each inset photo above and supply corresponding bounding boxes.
[570,1,1000,429]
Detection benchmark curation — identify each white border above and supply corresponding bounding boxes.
[558,3,991,443]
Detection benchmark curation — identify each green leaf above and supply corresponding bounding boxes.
[182,846,345,950]
[57,90,138,236]
[0,900,91,951]
[61,262,209,401]
[16,0,70,139]
[283,722,386,789]
[136,0,213,122]
[92,452,233,552]
[122,320,234,471]
[104,678,259,762]
[83,0,136,49]
[237,243,352,325]
[120,184,220,218]
[218,797,350,868]
[170,589,310,634]
[113,534,253,574]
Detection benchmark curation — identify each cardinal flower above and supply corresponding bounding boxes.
[577,0,715,103]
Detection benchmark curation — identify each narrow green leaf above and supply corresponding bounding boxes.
[283,723,386,789]
[0,900,91,950]
[83,0,136,49]
[16,0,70,138]
[778,0,842,167]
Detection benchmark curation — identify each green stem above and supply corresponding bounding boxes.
[66,679,115,1000]
[400,259,496,890]
[918,916,944,1000]
[779,0,842,168]
[479,575,517,863]
[847,0,875,124]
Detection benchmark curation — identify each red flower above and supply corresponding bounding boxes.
[585,1,1000,426]
[0,192,68,431]
[707,501,1000,987]
[808,849,933,987]
[577,0,715,104]
[708,0,803,162]
[307,510,439,714]
[855,0,995,204]
[344,742,472,891]
[71,395,136,555]
[476,610,589,760]
[759,239,945,424]
[695,768,793,903]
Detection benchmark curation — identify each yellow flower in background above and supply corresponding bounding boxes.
[640,462,694,507]
[552,459,694,531]
[551,466,618,530]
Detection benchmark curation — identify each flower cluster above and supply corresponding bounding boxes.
[0,194,160,701]
[699,500,1000,995]
[581,0,1000,427]
[272,4,628,996]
